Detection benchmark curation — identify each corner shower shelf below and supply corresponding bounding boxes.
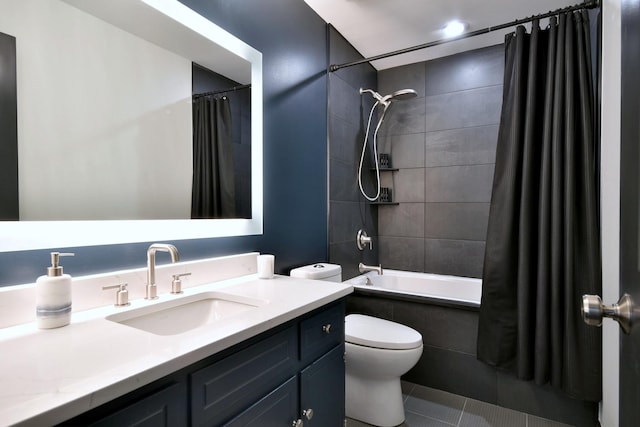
[369,167,398,204]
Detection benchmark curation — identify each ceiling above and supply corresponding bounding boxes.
[304,0,581,70]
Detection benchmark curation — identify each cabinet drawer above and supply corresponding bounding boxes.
[300,302,344,363]
[190,325,298,426]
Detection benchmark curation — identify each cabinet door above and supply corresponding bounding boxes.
[86,382,187,427]
[223,376,298,427]
[300,345,345,427]
[191,325,297,426]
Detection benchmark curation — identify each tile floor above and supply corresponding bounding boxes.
[346,382,574,427]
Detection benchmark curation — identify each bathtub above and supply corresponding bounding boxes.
[345,269,481,308]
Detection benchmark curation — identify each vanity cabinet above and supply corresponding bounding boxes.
[59,300,345,427]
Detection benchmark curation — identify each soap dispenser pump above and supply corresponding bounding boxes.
[36,252,74,329]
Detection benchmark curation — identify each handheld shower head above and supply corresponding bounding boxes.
[360,87,417,108]
[389,88,418,101]
[357,87,418,202]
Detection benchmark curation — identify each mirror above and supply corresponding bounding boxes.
[0,0,263,251]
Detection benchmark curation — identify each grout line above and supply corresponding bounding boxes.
[457,398,468,427]
[422,201,492,204]
[423,122,501,134]
[403,382,416,402]
[380,235,487,244]
[423,83,504,98]
[387,163,496,170]
[377,201,491,206]
[423,162,497,169]
[405,410,458,427]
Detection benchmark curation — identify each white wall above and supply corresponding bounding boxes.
[600,0,621,426]
[0,0,192,220]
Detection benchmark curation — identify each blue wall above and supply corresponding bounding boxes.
[0,0,329,286]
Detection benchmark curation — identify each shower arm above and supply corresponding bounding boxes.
[360,88,392,108]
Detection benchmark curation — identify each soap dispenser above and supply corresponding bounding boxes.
[36,252,74,329]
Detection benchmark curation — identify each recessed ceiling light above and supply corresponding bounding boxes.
[442,20,467,38]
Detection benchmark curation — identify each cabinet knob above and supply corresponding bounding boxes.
[292,419,303,427]
[322,324,332,334]
[303,408,314,420]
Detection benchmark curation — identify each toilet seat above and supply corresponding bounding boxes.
[345,314,422,350]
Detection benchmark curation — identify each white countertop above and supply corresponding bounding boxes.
[0,274,352,426]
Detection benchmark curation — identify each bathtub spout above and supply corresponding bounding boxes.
[359,262,383,275]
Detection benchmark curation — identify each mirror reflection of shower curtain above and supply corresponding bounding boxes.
[191,96,236,218]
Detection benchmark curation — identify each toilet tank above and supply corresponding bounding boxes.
[290,263,342,282]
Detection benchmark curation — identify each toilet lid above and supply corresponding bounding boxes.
[345,314,422,350]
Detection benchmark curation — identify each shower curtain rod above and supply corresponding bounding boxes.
[329,0,599,72]
[193,83,251,98]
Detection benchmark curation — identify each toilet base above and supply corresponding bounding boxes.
[346,374,405,427]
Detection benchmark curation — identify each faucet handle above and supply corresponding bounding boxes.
[171,273,191,294]
[357,229,373,251]
[102,283,130,307]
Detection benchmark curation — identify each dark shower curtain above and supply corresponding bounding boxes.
[477,11,601,401]
[192,96,236,219]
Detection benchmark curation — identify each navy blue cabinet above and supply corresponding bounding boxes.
[60,300,345,427]
[300,345,346,427]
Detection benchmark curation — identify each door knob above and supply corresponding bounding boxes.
[582,293,637,334]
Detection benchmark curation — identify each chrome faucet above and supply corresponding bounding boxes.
[146,243,179,299]
[358,262,383,275]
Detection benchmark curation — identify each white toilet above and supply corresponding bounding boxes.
[345,314,423,426]
[290,263,424,427]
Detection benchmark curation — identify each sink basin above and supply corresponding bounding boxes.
[106,291,266,336]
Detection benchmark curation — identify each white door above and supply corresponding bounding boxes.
[618,1,640,425]
[597,1,636,426]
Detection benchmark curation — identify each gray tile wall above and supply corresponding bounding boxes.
[328,26,379,280]
[376,45,504,278]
